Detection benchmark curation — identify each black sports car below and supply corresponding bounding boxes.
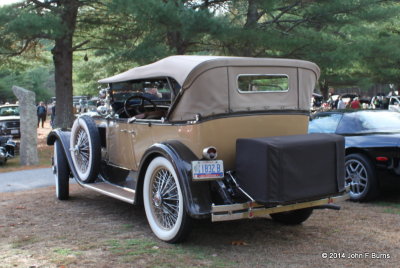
[309,110,400,201]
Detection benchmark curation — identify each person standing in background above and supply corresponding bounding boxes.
[337,96,346,109]
[37,101,47,128]
[350,97,361,109]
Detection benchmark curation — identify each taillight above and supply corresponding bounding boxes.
[376,156,389,162]
[202,146,217,160]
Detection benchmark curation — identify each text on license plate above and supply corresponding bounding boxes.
[192,160,224,180]
[11,129,19,134]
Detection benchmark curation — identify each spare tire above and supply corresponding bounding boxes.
[70,115,101,182]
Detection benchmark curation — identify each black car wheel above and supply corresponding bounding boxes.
[53,140,70,200]
[270,208,313,225]
[345,153,379,201]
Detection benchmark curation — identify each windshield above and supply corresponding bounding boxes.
[0,106,19,116]
[111,78,173,103]
[309,113,343,133]
[337,111,400,134]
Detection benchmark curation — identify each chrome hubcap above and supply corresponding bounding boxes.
[151,168,179,230]
[153,192,162,207]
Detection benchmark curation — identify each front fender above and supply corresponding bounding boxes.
[47,129,80,180]
[138,141,212,219]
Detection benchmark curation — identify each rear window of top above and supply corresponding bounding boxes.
[237,74,289,93]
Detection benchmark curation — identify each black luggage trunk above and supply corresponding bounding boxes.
[235,134,345,205]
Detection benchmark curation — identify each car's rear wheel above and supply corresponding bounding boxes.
[53,140,69,200]
[345,153,379,201]
[270,208,314,225]
[70,116,101,183]
[143,156,192,243]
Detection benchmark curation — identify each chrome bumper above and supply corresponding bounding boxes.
[211,193,349,222]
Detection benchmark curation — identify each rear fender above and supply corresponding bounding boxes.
[138,140,212,218]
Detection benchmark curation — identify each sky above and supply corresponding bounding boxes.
[0,0,23,6]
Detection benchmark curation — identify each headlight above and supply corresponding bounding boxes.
[0,122,6,130]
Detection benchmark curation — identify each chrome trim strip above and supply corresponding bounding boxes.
[82,184,135,204]
[211,194,349,222]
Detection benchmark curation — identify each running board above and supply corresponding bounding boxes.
[80,182,135,204]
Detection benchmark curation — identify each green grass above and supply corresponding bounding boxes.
[53,248,83,256]
[104,238,234,267]
[374,202,400,215]
[11,236,38,249]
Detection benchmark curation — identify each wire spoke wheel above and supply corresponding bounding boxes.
[151,168,180,230]
[70,116,101,183]
[73,128,91,174]
[143,157,191,243]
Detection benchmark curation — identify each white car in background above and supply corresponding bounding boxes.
[388,96,400,112]
[0,104,20,138]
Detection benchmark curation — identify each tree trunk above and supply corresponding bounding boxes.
[167,31,188,55]
[319,81,329,100]
[51,0,79,129]
[241,0,262,56]
[52,38,75,128]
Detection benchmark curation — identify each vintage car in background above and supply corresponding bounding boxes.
[48,56,347,243]
[0,135,16,165]
[309,110,400,201]
[0,104,20,138]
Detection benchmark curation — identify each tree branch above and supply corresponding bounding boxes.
[72,40,90,51]
[29,0,57,11]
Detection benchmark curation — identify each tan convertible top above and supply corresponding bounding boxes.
[98,55,320,87]
[99,55,320,121]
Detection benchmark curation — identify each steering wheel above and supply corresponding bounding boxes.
[123,95,157,118]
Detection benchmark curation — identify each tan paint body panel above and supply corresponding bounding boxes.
[104,114,309,171]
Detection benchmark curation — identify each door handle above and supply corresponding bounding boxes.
[120,129,136,135]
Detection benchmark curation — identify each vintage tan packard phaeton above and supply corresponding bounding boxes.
[48,56,348,243]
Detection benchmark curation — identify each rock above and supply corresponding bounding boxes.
[12,86,39,166]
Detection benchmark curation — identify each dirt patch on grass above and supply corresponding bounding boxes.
[1,185,399,268]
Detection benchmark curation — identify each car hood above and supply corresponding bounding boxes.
[0,116,20,121]
[345,133,400,148]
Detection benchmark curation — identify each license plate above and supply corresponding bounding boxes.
[11,129,19,134]
[192,160,224,180]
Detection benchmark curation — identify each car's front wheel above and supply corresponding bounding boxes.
[53,140,70,200]
[345,153,379,201]
[270,208,313,225]
[143,156,192,243]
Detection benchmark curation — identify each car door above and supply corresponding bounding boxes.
[106,119,138,170]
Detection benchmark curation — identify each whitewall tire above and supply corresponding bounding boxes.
[143,156,192,243]
[70,116,101,183]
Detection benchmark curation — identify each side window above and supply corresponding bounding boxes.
[238,75,289,93]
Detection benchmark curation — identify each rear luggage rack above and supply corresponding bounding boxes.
[211,193,349,222]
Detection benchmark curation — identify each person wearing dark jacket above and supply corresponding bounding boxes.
[37,101,47,128]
